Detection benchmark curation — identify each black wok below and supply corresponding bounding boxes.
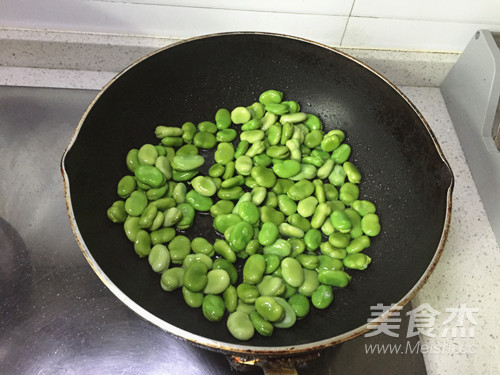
[61,32,453,369]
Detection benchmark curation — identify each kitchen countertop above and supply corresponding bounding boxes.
[1,30,499,375]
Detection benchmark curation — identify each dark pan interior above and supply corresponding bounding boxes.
[64,33,453,348]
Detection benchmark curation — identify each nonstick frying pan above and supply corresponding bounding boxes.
[61,32,453,371]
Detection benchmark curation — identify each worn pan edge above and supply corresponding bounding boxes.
[61,31,454,355]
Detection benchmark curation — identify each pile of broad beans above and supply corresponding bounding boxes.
[107,90,381,340]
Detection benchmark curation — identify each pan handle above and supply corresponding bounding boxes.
[261,366,298,375]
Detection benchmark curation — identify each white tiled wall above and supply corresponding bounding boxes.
[1,0,499,52]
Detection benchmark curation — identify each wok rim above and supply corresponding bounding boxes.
[61,31,454,355]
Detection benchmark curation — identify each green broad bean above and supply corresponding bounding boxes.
[297,196,319,218]
[161,136,183,147]
[329,232,351,248]
[235,155,253,176]
[273,297,297,328]
[278,223,304,239]
[316,159,335,180]
[298,269,320,297]
[259,90,283,105]
[218,186,244,201]
[181,122,196,144]
[280,122,294,145]
[331,143,351,164]
[287,214,311,232]
[243,254,266,285]
[320,242,347,260]
[247,102,266,120]
[183,253,213,270]
[311,285,334,309]
[346,235,371,254]
[250,166,277,189]
[107,200,127,223]
[328,165,346,187]
[245,140,266,158]
[237,283,260,304]
[169,235,191,264]
[117,175,136,199]
[313,179,326,203]
[149,211,164,231]
[234,140,250,158]
[183,262,208,292]
[160,267,185,292]
[213,258,238,285]
[134,165,165,188]
[171,155,204,171]
[266,145,289,159]
[321,219,335,236]
[304,228,322,251]
[134,230,151,257]
[251,186,267,206]
[191,237,214,257]
[281,257,304,288]
[191,176,217,197]
[267,123,282,145]
[288,164,317,181]
[245,239,262,257]
[222,160,235,180]
[198,120,217,134]
[208,163,225,178]
[175,144,198,156]
[310,202,332,229]
[241,118,262,131]
[318,270,351,288]
[221,175,245,188]
[339,182,359,206]
[172,183,187,204]
[352,200,377,217]
[215,108,231,130]
[287,180,314,201]
[214,142,235,165]
[343,161,362,184]
[288,294,310,319]
[255,296,284,322]
[146,183,168,201]
[241,130,265,144]
[213,213,242,233]
[172,169,198,182]
[253,153,273,167]
[204,269,231,294]
[154,126,183,138]
[202,294,225,322]
[320,134,340,152]
[361,213,381,237]
[257,275,285,297]
[330,209,352,233]
[193,131,217,149]
[263,239,291,258]
[326,200,345,213]
[231,106,252,124]
[237,201,260,225]
[176,203,195,230]
[264,191,278,208]
[185,190,213,212]
[277,195,297,216]
[343,253,372,270]
[326,129,345,143]
[182,286,204,308]
[126,149,140,172]
[216,128,237,142]
[125,190,148,216]
[138,204,158,228]
[148,244,170,273]
[150,227,175,245]
[138,144,159,166]
[304,129,323,148]
[213,239,237,263]
[272,159,301,178]
[260,206,285,226]
[228,221,254,251]
[223,285,238,312]
[296,254,319,270]
[250,311,274,336]
[282,101,300,113]
[345,208,363,238]
[272,178,294,195]
[324,183,339,201]
[263,253,280,274]
[285,139,302,162]
[210,200,234,217]
[265,103,289,115]
[288,237,306,257]
[302,155,324,168]
[280,112,307,124]
[304,114,322,131]
[316,254,344,272]
[227,311,254,341]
